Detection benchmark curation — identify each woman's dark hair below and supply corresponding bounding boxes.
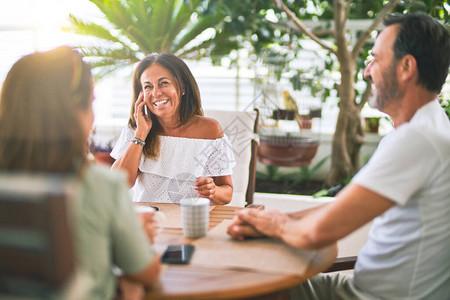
[0,46,92,173]
[129,53,203,159]
[384,12,450,93]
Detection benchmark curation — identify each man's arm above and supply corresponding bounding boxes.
[286,203,329,219]
[228,183,394,250]
[279,183,395,249]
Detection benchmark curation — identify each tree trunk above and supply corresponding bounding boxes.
[325,0,364,186]
[326,69,365,185]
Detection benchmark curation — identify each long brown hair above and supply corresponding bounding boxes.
[129,53,203,159]
[0,47,92,173]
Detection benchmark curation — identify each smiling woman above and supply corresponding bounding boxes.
[140,63,184,122]
[110,53,236,206]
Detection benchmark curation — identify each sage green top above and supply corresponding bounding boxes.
[73,164,155,299]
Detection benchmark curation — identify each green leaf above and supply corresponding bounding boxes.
[312,189,329,198]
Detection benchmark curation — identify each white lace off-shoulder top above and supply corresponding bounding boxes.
[110,126,236,203]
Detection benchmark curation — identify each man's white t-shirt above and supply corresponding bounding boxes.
[352,100,450,300]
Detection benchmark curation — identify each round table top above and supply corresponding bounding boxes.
[139,203,338,300]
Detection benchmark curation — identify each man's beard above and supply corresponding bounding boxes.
[369,63,402,111]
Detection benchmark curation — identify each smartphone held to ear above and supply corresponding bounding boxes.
[161,245,195,264]
[143,104,149,116]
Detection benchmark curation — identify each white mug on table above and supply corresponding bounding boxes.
[180,197,210,238]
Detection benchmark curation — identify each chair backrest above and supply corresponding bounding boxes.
[0,173,75,296]
[204,109,259,207]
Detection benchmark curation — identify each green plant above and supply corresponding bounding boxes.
[256,165,281,181]
[366,117,380,127]
[283,155,330,188]
[440,98,450,120]
[364,116,380,133]
[312,177,351,198]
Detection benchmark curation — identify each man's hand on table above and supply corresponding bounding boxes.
[227,208,288,240]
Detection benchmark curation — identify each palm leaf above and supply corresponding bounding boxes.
[171,12,214,54]
[75,45,139,75]
[67,0,240,74]
[77,45,138,62]
[65,15,124,46]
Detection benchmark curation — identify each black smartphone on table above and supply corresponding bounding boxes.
[161,245,195,264]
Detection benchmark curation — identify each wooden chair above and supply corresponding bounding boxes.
[204,109,260,207]
[0,173,75,298]
[323,256,357,273]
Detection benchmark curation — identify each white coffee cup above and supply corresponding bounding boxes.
[133,205,166,236]
[180,197,210,238]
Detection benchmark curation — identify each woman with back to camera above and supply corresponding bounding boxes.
[0,46,160,299]
[111,53,235,205]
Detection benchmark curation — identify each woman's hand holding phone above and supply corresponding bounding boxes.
[134,92,152,138]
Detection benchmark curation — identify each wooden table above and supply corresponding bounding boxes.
[139,203,337,300]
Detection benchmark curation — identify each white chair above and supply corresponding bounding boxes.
[204,109,259,207]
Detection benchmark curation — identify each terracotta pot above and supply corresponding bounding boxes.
[93,152,115,166]
[257,135,320,167]
[296,114,313,130]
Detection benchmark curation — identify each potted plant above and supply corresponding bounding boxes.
[364,117,380,134]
